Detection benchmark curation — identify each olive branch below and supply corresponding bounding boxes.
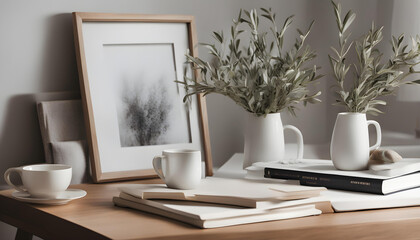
[329,1,420,115]
[177,8,323,117]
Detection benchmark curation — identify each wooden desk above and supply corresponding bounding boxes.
[2,179,420,240]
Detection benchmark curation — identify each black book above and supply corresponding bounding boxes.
[263,159,420,195]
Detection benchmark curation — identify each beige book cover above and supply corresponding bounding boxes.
[113,196,322,229]
[119,177,327,208]
[119,192,333,219]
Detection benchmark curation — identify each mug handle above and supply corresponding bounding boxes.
[367,120,382,151]
[152,156,166,180]
[4,167,26,192]
[283,125,304,160]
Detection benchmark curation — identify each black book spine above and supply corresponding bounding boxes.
[264,167,385,194]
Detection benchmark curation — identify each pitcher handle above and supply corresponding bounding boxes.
[283,125,304,161]
[367,120,381,151]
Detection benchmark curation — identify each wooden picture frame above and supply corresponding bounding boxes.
[72,12,213,183]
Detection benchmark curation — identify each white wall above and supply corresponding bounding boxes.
[1,0,419,239]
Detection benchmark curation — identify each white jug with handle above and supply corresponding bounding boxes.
[330,112,381,170]
[243,113,304,169]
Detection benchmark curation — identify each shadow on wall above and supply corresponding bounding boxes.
[0,92,80,189]
[206,94,245,168]
[40,13,78,91]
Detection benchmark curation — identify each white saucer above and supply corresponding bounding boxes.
[12,189,87,205]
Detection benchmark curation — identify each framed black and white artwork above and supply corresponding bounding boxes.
[73,12,213,182]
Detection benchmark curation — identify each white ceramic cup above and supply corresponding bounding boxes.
[4,164,72,198]
[153,149,201,190]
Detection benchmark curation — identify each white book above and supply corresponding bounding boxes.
[119,192,333,219]
[118,177,326,208]
[113,196,322,229]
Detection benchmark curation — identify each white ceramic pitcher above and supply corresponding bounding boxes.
[330,112,381,170]
[243,113,303,168]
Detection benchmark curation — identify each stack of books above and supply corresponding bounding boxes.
[113,177,332,228]
[263,158,420,195]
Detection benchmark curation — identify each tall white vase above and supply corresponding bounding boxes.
[243,113,304,169]
[330,112,382,171]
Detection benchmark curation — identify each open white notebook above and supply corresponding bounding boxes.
[324,187,420,212]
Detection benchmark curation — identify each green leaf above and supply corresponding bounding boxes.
[280,15,294,38]
[213,31,224,43]
[342,11,355,33]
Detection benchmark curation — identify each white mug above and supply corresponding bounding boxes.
[4,164,72,198]
[153,149,201,190]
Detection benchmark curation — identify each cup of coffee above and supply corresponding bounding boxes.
[4,164,72,199]
[153,149,201,190]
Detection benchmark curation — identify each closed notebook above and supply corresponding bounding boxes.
[113,195,322,229]
[263,159,420,195]
[118,177,326,208]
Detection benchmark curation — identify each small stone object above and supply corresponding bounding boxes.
[369,149,403,165]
